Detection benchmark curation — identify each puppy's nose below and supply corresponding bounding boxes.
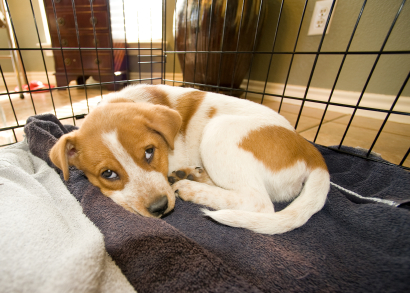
[148,196,168,217]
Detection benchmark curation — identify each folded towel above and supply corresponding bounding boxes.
[0,140,135,293]
[24,114,410,292]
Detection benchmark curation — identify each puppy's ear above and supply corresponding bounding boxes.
[49,132,79,181]
[145,105,182,150]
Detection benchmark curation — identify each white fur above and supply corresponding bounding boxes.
[100,84,330,234]
[102,130,174,214]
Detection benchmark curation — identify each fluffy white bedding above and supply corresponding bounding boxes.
[0,141,135,293]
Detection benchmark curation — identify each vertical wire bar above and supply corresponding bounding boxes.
[162,0,166,84]
[28,0,57,116]
[11,128,17,143]
[50,0,75,121]
[137,8,142,83]
[192,0,201,87]
[243,0,265,99]
[313,0,367,142]
[0,65,19,127]
[106,0,117,91]
[229,0,246,96]
[260,0,285,104]
[71,0,90,114]
[4,0,36,113]
[366,71,410,156]
[399,147,410,166]
[89,0,103,98]
[182,0,188,87]
[150,6,153,84]
[172,0,178,86]
[215,0,229,93]
[278,0,308,113]
[122,0,130,86]
[338,0,406,148]
[204,0,215,89]
[294,0,337,130]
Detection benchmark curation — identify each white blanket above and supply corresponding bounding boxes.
[0,141,136,293]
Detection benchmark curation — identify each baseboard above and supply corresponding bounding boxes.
[3,71,409,124]
[243,79,410,124]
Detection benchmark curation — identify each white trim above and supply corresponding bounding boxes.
[242,79,410,124]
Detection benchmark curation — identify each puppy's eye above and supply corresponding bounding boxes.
[145,148,154,163]
[101,169,119,180]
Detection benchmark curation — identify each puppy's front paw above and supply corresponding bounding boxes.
[168,166,214,186]
[172,179,196,202]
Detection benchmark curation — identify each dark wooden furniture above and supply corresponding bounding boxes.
[43,0,127,90]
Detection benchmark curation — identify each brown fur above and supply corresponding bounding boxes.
[238,125,328,172]
[175,91,205,135]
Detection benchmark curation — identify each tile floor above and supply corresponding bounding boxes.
[1,83,409,168]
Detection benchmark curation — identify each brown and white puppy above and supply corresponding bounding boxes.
[50,84,330,234]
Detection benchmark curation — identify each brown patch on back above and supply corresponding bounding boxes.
[207,106,217,119]
[175,90,205,135]
[144,86,172,108]
[238,125,327,172]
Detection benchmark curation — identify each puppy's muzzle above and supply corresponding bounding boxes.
[148,196,168,217]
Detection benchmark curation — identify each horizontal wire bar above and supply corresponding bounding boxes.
[163,79,410,116]
[0,77,162,96]
[325,146,410,171]
[1,48,410,55]
[165,50,410,55]
[0,47,162,51]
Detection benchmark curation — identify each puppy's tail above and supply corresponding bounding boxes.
[202,168,330,235]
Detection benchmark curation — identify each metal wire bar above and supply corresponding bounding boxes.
[71,0,90,114]
[215,0,230,92]
[313,0,367,143]
[136,7,142,83]
[89,0,104,98]
[243,0,266,99]
[192,0,201,87]
[50,0,76,124]
[163,49,410,55]
[171,0,178,86]
[0,65,19,130]
[182,0,188,86]
[338,0,406,149]
[228,0,246,96]
[366,71,410,157]
[106,0,118,91]
[399,147,410,166]
[28,0,57,116]
[3,47,409,54]
[325,145,410,171]
[277,0,308,113]
[4,0,36,113]
[294,0,337,130]
[161,0,166,85]
[260,0,285,104]
[122,0,130,87]
[204,0,215,88]
[162,78,410,116]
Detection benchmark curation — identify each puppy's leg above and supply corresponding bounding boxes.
[172,179,274,214]
[168,166,215,186]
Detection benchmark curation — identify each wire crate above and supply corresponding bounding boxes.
[0,0,409,169]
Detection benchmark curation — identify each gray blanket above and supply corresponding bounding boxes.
[24,114,410,292]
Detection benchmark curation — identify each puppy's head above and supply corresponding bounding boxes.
[50,100,182,218]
